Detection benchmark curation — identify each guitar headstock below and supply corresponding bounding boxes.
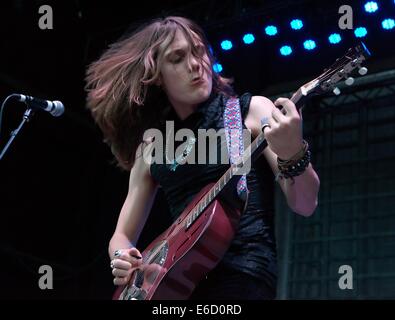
[292,42,371,109]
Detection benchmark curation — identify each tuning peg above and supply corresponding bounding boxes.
[358,67,368,75]
[333,87,341,95]
[345,77,355,86]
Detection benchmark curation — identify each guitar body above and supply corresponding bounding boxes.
[113,183,242,300]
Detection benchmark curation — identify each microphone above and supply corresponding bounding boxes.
[14,94,65,117]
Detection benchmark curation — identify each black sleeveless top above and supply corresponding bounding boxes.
[150,92,277,289]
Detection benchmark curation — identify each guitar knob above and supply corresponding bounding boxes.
[333,87,341,95]
[345,77,355,86]
[359,67,368,75]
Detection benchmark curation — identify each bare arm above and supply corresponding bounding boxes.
[108,142,159,260]
[245,95,320,216]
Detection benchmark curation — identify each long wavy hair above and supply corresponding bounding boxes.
[85,16,233,170]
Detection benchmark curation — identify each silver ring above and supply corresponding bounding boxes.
[261,117,270,131]
[114,249,121,257]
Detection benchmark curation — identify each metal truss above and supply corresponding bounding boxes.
[275,68,395,299]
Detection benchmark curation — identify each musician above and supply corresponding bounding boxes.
[85,16,320,300]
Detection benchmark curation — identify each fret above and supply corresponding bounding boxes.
[185,217,191,229]
[227,169,232,182]
[195,205,199,217]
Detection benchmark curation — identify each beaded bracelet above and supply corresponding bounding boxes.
[275,140,311,183]
[277,140,309,166]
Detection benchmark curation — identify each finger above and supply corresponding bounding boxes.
[115,249,140,265]
[274,98,298,117]
[273,98,287,115]
[127,248,143,267]
[112,267,130,278]
[116,251,134,264]
[269,117,278,129]
[112,259,132,271]
[260,116,270,132]
[272,107,286,123]
[113,277,129,286]
[132,258,143,268]
[127,247,143,260]
[263,118,277,137]
[260,116,269,126]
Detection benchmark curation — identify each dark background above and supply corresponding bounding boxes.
[0,0,394,299]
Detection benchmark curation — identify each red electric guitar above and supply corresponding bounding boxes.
[114,42,371,300]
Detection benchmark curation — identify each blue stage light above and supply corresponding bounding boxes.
[290,19,303,30]
[303,40,316,50]
[213,63,223,73]
[354,27,368,38]
[243,33,255,44]
[265,25,278,36]
[221,40,233,51]
[280,45,293,56]
[382,18,395,30]
[328,33,342,44]
[364,1,378,13]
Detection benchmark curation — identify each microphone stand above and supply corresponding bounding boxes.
[0,108,35,161]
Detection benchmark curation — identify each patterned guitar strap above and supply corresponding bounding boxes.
[223,97,249,202]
